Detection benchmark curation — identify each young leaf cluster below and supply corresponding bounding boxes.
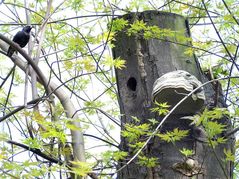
[192,108,229,148]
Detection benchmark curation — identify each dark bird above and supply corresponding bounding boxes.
[7,26,32,57]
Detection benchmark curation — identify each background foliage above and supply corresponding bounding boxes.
[0,0,238,178]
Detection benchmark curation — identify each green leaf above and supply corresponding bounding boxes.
[113,151,128,161]
[84,100,105,115]
[150,101,170,116]
[157,128,189,143]
[131,116,140,123]
[66,0,84,11]
[103,56,126,69]
[129,141,145,151]
[224,148,235,162]
[41,129,66,144]
[0,133,8,141]
[0,151,7,161]
[209,137,227,148]
[137,155,158,167]
[66,122,82,131]
[204,121,226,138]
[70,161,94,177]
[192,108,229,127]
[180,148,194,157]
[121,123,150,142]
[110,18,128,32]
[22,138,42,149]
[147,118,159,125]
[127,20,147,36]
[66,34,86,55]
[184,47,194,57]
[22,160,39,167]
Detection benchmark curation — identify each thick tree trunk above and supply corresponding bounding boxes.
[113,11,233,179]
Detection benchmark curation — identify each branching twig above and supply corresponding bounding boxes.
[201,0,238,70]
[6,139,62,164]
[0,97,44,123]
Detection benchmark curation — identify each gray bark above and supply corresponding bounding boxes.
[113,11,233,179]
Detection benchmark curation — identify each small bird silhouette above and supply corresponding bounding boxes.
[7,26,32,57]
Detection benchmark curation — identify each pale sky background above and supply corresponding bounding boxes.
[0,0,235,178]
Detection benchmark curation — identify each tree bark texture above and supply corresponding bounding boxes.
[113,11,233,179]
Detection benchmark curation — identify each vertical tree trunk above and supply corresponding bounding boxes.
[113,11,233,179]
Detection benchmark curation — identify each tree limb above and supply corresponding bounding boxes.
[0,34,51,95]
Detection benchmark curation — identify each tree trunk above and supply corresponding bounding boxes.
[113,11,233,179]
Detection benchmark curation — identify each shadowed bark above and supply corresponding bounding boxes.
[113,11,234,179]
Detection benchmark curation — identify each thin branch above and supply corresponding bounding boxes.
[0,169,19,179]
[6,139,63,164]
[221,0,239,26]
[84,133,119,148]
[0,14,121,26]
[201,0,238,70]
[225,44,239,101]
[3,64,15,115]
[172,0,220,15]
[0,97,44,123]
[4,2,44,19]
[224,125,239,138]
[0,64,16,89]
